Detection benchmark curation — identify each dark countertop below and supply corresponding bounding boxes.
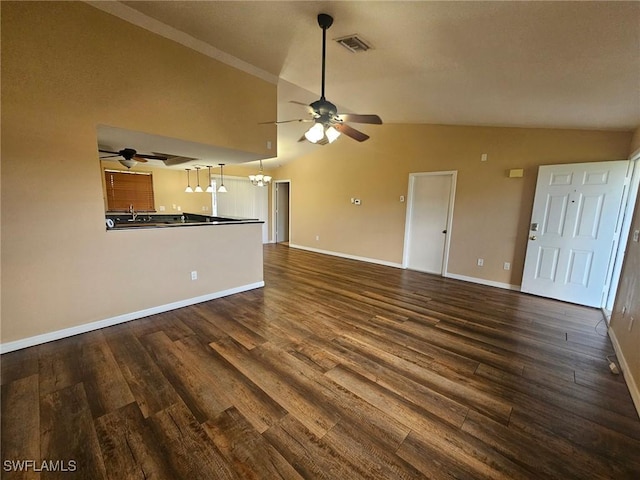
[106,212,263,230]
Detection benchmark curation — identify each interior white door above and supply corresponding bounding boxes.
[404,172,455,274]
[521,160,629,307]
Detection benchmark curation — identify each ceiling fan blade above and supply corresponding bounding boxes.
[333,123,370,142]
[290,100,315,115]
[260,118,313,125]
[99,149,120,155]
[132,155,149,163]
[99,154,121,159]
[136,153,167,160]
[337,113,382,125]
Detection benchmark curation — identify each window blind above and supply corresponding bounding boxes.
[104,170,155,212]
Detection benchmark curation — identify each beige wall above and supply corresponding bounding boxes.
[609,145,640,411]
[1,2,275,344]
[274,124,632,285]
[630,126,640,156]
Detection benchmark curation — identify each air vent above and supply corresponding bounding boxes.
[334,34,371,53]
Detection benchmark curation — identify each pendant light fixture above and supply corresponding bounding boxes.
[248,159,272,187]
[206,165,214,193]
[194,166,203,193]
[184,168,193,193]
[218,163,227,193]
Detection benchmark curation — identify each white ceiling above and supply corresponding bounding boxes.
[91,1,640,166]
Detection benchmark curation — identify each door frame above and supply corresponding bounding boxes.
[402,171,457,275]
[604,155,639,314]
[272,179,291,244]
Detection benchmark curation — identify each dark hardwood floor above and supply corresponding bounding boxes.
[2,244,640,479]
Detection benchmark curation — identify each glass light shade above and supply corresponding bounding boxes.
[195,185,203,193]
[305,123,325,143]
[326,126,341,143]
[206,185,213,193]
[185,186,193,193]
[264,175,272,183]
[119,159,137,169]
[218,184,227,193]
[249,175,257,182]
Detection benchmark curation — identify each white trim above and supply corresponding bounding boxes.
[444,273,521,291]
[85,2,278,85]
[289,244,403,269]
[609,327,640,417]
[0,281,264,354]
[402,171,457,275]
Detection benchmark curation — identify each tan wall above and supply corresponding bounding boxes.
[630,125,640,156]
[274,124,632,285]
[1,2,275,344]
[609,150,640,410]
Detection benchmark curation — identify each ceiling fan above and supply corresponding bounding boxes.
[99,148,168,169]
[271,13,382,144]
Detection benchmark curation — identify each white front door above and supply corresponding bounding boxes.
[404,172,456,274]
[521,161,629,307]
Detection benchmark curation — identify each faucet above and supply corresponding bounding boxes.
[129,204,138,221]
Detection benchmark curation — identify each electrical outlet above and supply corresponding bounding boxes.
[481,153,488,162]
[400,195,405,203]
[159,205,166,211]
[503,262,511,270]
[477,258,484,267]
[191,271,198,281]
[316,235,320,241]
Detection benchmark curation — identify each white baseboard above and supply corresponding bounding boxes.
[288,244,403,269]
[608,327,640,417]
[444,273,521,291]
[288,244,521,291]
[0,281,265,354]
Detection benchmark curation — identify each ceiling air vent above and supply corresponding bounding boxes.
[334,34,371,53]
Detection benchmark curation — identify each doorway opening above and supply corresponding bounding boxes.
[274,180,291,244]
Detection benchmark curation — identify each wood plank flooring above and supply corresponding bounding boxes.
[2,244,640,479]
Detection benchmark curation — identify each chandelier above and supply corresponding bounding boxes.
[248,159,272,187]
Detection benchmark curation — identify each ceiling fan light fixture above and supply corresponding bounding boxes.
[119,159,138,169]
[305,122,325,143]
[326,126,341,143]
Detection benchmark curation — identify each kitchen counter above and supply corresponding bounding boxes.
[105,212,262,230]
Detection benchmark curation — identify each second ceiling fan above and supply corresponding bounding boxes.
[280,13,382,144]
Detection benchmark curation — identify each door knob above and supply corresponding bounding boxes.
[529,235,537,241]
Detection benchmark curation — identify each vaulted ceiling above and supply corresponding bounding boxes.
[90,1,640,165]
